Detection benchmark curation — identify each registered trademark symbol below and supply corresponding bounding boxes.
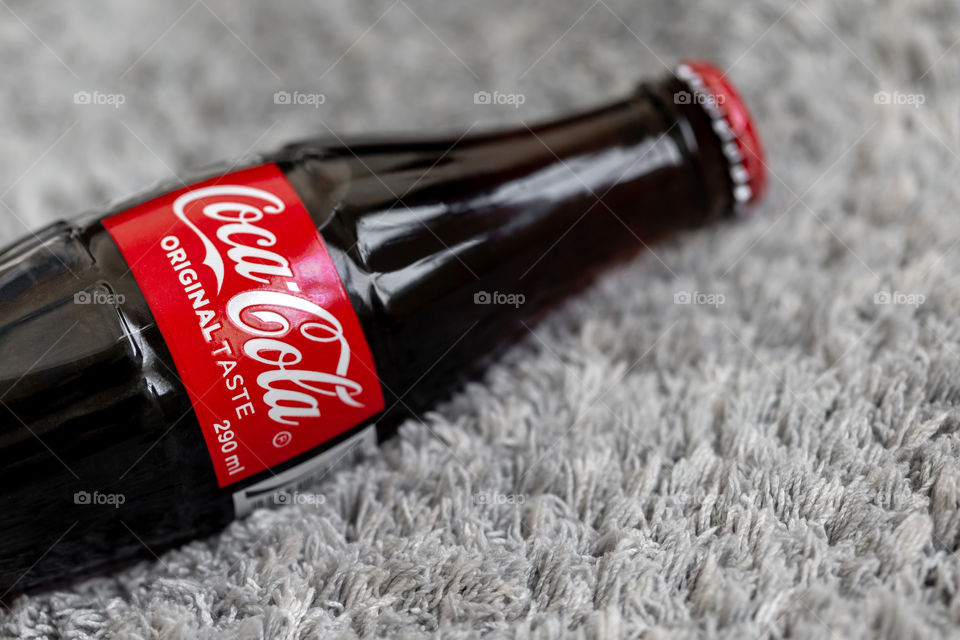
[273,431,292,448]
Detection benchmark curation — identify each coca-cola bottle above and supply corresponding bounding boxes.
[0,60,765,595]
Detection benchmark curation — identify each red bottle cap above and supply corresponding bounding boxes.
[676,60,768,210]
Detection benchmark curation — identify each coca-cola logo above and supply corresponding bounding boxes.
[105,164,383,486]
[171,185,367,427]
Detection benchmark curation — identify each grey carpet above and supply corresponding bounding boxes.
[2,0,959,637]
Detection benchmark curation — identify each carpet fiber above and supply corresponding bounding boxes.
[2,0,960,637]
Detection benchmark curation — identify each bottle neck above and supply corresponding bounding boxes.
[271,74,736,419]
[277,72,734,308]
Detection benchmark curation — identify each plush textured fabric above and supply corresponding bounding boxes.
[2,0,960,637]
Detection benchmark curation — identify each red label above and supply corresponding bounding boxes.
[103,164,384,487]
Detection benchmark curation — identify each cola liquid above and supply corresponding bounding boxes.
[0,61,765,595]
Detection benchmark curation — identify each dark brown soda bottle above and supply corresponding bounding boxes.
[0,60,765,595]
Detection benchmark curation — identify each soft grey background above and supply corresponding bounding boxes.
[1,0,959,638]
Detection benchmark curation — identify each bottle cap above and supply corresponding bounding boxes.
[676,60,768,210]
